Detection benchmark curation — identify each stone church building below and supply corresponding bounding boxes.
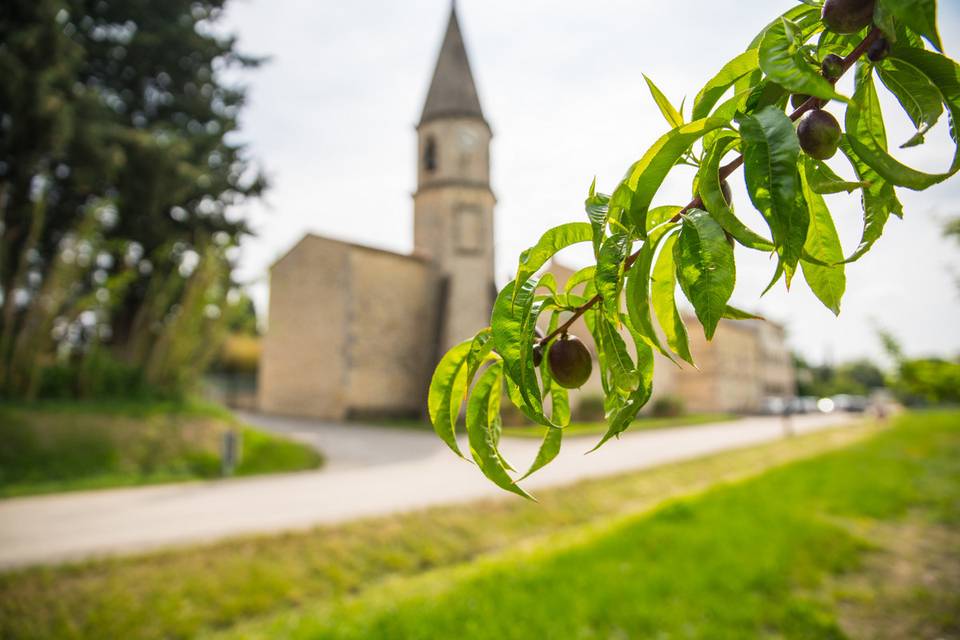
[258,5,795,421]
[258,6,495,420]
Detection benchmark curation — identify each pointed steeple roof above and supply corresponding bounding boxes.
[419,3,486,125]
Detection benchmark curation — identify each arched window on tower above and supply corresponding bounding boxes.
[424,136,437,172]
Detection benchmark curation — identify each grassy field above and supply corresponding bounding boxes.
[0,416,873,640]
[228,411,957,640]
[0,400,323,497]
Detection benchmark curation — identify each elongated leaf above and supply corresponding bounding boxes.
[759,18,844,103]
[802,156,866,194]
[877,57,943,148]
[626,223,679,361]
[543,312,571,428]
[651,232,694,364]
[646,205,682,233]
[739,105,809,284]
[466,362,531,500]
[698,133,774,250]
[521,427,562,481]
[839,139,903,262]
[590,334,654,451]
[724,305,764,320]
[598,314,638,393]
[643,74,683,128]
[427,340,472,458]
[693,50,760,120]
[877,0,942,52]
[585,180,609,258]
[799,164,846,315]
[492,280,544,419]
[891,46,960,160]
[620,117,730,228]
[674,209,736,340]
[465,328,494,383]
[564,265,596,294]
[595,231,631,326]
[513,223,594,301]
[846,63,960,190]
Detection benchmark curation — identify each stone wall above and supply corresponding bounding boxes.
[258,236,439,420]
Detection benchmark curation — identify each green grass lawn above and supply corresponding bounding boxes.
[0,416,868,640]
[236,411,957,640]
[0,400,323,498]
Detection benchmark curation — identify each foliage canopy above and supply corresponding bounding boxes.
[429,0,959,496]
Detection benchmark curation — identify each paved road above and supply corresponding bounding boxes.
[0,413,855,569]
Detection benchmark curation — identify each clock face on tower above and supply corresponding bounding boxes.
[457,127,479,151]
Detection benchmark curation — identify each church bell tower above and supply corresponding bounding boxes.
[414,3,495,352]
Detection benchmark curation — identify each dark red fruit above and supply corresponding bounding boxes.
[532,327,545,367]
[720,180,733,207]
[821,54,844,80]
[867,37,890,62]
[797,109,842,160]
[547,334,592,389]
[821,0,876,34]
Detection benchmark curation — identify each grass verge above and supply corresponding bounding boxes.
[0,417,875,640]
[0,400,323,498]
[218,411,959,640]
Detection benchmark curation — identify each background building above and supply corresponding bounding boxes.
[258,6,494,419]
[258,6,795,421]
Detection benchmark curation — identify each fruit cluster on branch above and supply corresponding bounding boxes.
[429,0,958,498]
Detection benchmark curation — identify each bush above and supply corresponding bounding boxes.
[574,394,606,422]
[36,351,156,402]
[651,395,685,418]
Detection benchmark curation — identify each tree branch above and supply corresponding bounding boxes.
[539,27,881,347]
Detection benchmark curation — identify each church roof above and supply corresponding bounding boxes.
[420,4,486,125]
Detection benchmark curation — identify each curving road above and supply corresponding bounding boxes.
[0,412,856,570]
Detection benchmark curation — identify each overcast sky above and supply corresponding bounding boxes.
[223,0,960,365]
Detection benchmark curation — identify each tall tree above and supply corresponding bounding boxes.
[0,0,264,397]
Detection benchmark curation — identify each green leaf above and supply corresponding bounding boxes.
[620,117,730,228]
[466,362,532,500]
[598,313,639,393]
[595,231,631,326]
[651,232,694,364]
[492,280,544,420]
[626,223,679,361]
[739,106,809,284]
[845,62,960,190]
[889,46,960,163]
[427,339,472,458]
[513,223,594,302]
[799,163,846,315]
[646,205,682,234]
[674,209,736,340]
[723,305,764,320]
[876,57,943,148]
[584,183,609,258]
[692,50,760,120]
[802,156,867,194]
[465,328,495,384]
[746,4,820,51]
[876,0,942,52]
[698,133,774,250]
[759,17,845,103]
[521,427,562,481]
[590,334,654,452]
[563,265,596,294]
[643,74,683,128]
[839,139,903,262]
